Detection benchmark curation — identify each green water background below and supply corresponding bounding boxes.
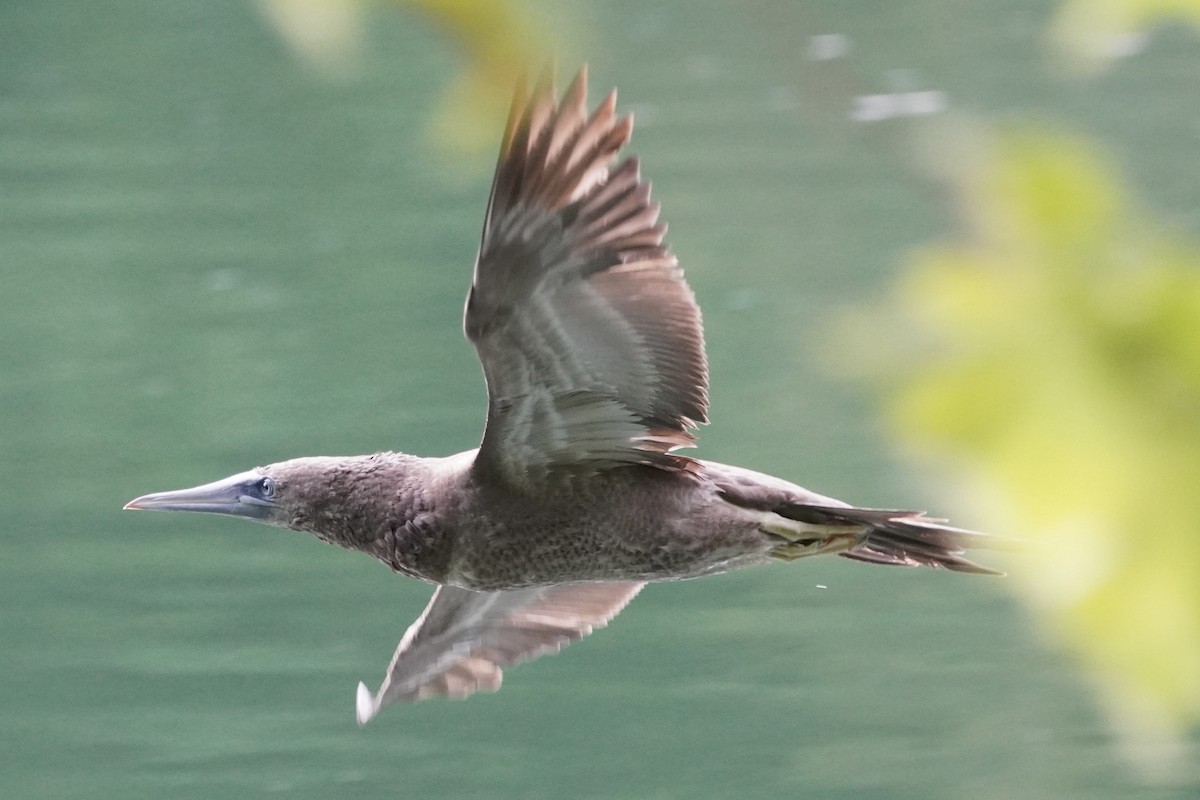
[3,1,1198,797]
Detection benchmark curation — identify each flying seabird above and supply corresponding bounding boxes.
[125,67,998,725]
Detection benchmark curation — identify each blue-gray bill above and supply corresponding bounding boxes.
[125,67,1000,726]
[124,471,279,520]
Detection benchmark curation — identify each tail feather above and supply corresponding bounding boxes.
[777,504,1003,576]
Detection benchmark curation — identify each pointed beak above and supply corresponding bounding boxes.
[124,470,277,521]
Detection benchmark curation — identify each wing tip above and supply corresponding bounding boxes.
[355,681,379,727]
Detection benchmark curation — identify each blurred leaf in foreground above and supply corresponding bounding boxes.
[257,0,562,155]
[843,127,1200,775]
[1049,0,1200,74]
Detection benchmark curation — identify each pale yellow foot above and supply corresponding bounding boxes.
[759,518,866,562]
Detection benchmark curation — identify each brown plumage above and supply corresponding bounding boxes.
[125,67,999,725]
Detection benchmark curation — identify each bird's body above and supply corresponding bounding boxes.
[263,451,860,590]
[126,67,997,723]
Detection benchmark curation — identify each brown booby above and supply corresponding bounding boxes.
[126,68,998,725]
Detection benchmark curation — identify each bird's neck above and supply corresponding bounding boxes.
[286,451,466,582]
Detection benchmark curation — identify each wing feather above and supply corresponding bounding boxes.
[355,581,644,723]
[466,67,708,487]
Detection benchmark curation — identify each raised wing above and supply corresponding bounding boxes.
[466,67,708,487]
[355,581,644,724]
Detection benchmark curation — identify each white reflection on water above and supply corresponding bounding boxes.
[808,34,851,61]
[851,90,947,123]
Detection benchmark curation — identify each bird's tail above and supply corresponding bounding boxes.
[767,503,1002,575]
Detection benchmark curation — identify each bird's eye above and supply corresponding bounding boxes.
[258,477,276,498]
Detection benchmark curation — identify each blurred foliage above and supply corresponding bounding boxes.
[257,0,562,154]
[844,127,1200,772]
[1050,0,1200,73]
[257,0,365,73]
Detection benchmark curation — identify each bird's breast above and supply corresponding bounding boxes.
[436,470,771,590]
[367,511,456,584]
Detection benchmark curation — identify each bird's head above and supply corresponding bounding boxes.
[123,457,363,530]
[123,454,423,553]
